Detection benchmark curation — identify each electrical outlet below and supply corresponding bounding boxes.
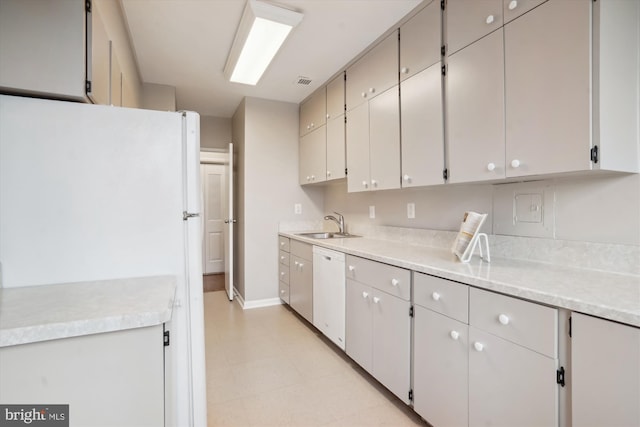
[369,205,376,219]
[407,203,415,219]
[294,203,302,215]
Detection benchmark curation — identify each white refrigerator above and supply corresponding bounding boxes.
[0,94,207,426]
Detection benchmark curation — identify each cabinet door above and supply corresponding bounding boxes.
[326,115,346,180]
[572,313,640,427]
[369,86,400,191]
[345,279,373,373]
[346,101,371,192]
[290,255,313,323]
[300,88,326,136]
[414,306,468,427]
[326,73,345,121]
[504,0,590,177]
[401,63,444,187]
[299,127,326,185]
[446,0,503,55]
[346,32,399,111]
[400,0,441,82]
[503,0,547,24]
[447,28,505,183]
[469,327,558,427]
[372,289,410,404]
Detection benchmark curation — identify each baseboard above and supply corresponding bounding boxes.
[238,296,283,310]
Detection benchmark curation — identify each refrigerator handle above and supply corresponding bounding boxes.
[183,211,200,221]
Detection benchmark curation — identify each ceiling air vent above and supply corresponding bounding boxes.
[295,76,312,86]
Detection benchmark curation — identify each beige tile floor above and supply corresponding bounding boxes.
[204,291,428,427]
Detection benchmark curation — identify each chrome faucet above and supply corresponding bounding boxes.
[324,212,345,234]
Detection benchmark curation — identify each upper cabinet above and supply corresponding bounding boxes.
[346,32,399,112]
[0,0,140,107]
[399,0,441,82]
[502,0,547,24]
[326,73,346,181]
[446,0,503,56]
[299,87,326,137]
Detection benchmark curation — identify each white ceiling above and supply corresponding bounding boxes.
[121,0,424,118]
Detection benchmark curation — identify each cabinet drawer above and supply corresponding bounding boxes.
[345,255,410,301]
[279,281,290,304]
[278,236,290,252]
[470,288,557,357]
[279,250,290,266]
[414,272,469,323]
[290,240,313,261]
[279,263,289,285]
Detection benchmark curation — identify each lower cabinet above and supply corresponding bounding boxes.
[345,256,411,404]
[289,240,313,323]
[571,312,640,427]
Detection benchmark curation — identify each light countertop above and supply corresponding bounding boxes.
[280,232,640,328]
[0,275,176,347]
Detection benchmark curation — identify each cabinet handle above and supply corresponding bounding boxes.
[348,265,355,272]
[450,330,460,340]
[486,14,495,24]
[474,342,484,352]
[403,174,410,182]
[508,0,518,10]
[511,159,521,168]
[401,67,409,74]
[498,314,510,325]
[431,291,441,301]
[362,291,369,299]
[368,87,375,94]
[361,92,367,98]
[487,162,496,171]
[373,296,381,304]
[391,278,399,287]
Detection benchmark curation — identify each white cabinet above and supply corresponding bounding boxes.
[468,288,559,427]
[400,1,445,188]
[278,237,290,304]
[413,273,469,427]
[299,87,326,137]
[313,247,346,350]
[299,126,327,185]
[289,240,313,323]
[502,0,547,24]
[345,255,411,403]
[0,325,165,426]
[346,32,398,112]
[346,86,401,192]
[446,28,505,183]
[326,73,346,181]
[571,313,640,427]
[446,0,503,55]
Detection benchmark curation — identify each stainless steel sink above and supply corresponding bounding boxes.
[296,232,360,239]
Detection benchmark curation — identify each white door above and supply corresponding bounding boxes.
[224,143,235,301]
[201,163,225,274]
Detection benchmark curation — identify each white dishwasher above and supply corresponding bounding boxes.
[312,246,346,350]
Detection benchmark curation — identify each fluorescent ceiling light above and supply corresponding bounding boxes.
[224,0,303,86]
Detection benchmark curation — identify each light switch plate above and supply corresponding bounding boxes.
[369,205,376,219]
[407,203,415,219]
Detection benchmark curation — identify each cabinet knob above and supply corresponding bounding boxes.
[326,114,330,119]
[311,175,315,181]
[348,265,355,272]
[280,289,285,294]
[431,291,441,301]
[310,122,314,128]
[403,174,410,181]
[362,180,368,188]
[508,0,518,10]
[498,314,510,325]
[401,67,409,74]
[327,171,332,177]
[361,92,367,98]
[474,342,484,352]
[373,296,381,304]
[450,330,460,340]
[368,87,375,94]
[280,256,284,261]
[280,242,285,246]
[486,14,495,24]
[306,176,311,181]
[487,162,496,171]
[371,179,378,187]
[511,159,521,168]
[280,272,285,276]
[362,291,369,299]
[294,261,299,266]
[306,124,311,130]
[391,279,399,287]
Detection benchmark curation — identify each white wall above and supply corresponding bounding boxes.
[233,97,324,303]
[201,116,232,150]
[323,173,640,246]
[142,83,176,111]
